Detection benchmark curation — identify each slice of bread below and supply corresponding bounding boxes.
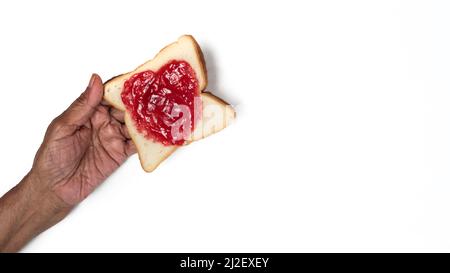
[104,35,235,172]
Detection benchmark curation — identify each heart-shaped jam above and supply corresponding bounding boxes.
[121,60,200,146]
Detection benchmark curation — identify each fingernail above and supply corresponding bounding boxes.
[88,74,96,88]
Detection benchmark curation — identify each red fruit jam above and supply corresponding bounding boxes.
[121,60,200,146]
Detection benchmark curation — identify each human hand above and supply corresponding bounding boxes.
[0,74,135,252]
[31,74,136,206]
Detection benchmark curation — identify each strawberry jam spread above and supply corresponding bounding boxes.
[121,60,200,146]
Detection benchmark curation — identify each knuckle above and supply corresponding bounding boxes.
[49,116,64,130]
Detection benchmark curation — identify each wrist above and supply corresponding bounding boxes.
[0,171,72,252]
[24,170,73,213]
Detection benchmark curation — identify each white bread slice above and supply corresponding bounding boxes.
[125,92,235,172]
[104,35,207,111]
[103,35,235,172]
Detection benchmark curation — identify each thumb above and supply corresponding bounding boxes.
[61,74,103,126]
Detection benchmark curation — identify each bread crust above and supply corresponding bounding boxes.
[186,35,208,90]
[103,73,125,110]
[202,91,233,108]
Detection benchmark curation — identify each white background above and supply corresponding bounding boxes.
[0,0,449,252]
